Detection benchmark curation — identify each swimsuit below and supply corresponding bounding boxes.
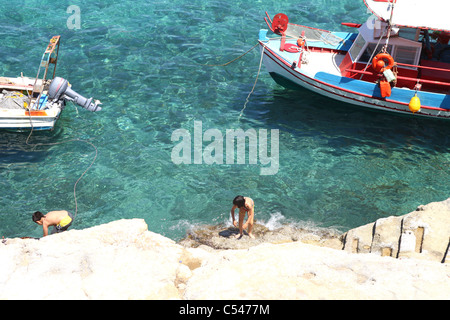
[51,211,74,234]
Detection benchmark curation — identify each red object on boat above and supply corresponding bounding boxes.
[379,80,392,97]
[372,53,395,73]
[272,13,289,35]
[341,22,362,28]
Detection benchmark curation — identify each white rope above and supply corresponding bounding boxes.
[239,44,265,121]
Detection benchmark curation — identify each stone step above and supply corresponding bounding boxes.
[343,198,450,263]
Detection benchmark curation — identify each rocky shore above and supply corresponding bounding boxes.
[181,197,450,263]
[1,198,449,299]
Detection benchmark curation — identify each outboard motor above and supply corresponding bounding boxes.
[48,77,102,112]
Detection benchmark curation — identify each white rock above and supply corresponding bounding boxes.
[1,201,449,300]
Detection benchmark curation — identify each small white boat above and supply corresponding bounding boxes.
[259,0,450,119]
[0,36,101,131]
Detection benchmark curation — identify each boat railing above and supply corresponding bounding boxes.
[346,61,450,89]
[395,62,450,73]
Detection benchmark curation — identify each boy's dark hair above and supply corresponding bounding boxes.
[233,195,245,208]
[32,211,44,222]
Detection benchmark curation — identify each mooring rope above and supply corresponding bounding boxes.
[199,43,259,67]
[199,42,266,120]
[239,44,265,120]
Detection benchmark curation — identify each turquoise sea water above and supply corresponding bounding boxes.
[0,0,449,240]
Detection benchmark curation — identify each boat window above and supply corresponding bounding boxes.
[359,43,393,63]
[349,34,366,62]
[398,28,420,41]
[394,46,419,66]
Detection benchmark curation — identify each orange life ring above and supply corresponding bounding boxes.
[372,53,395,73]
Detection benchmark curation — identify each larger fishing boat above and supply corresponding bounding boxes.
[0,36,102,131]
[259,0,450,119]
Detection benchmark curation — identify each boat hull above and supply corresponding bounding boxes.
[260,42,450,120]
[0,108,62,131]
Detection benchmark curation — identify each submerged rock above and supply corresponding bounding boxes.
[179,222,343,250]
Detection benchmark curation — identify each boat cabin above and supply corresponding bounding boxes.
[340,16,450,94]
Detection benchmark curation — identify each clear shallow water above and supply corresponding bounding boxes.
[0,0,449,240]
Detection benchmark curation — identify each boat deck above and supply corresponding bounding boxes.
[301,51,345,77]
[263,37,347,77]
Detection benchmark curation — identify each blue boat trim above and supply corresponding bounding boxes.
[314,72,450,110]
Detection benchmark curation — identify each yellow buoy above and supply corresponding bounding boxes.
[409,94,421,113]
